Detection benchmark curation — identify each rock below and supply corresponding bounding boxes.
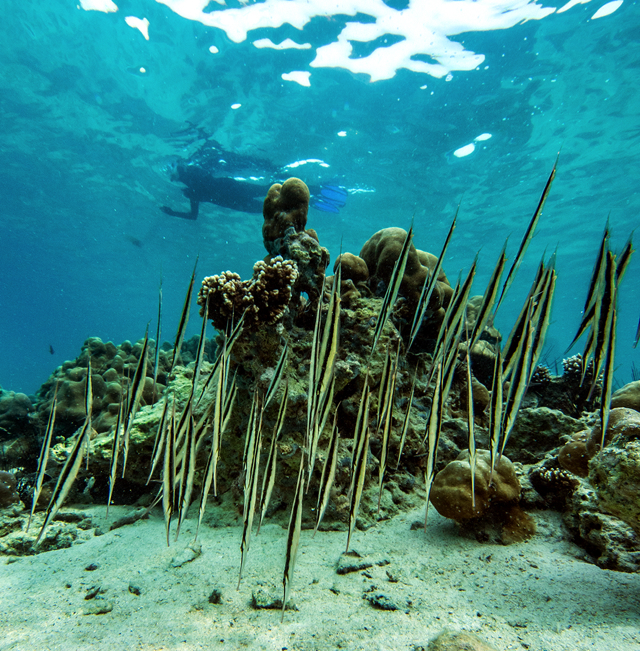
[589,438,640,535]
[365,591,399,610]
[426,630,499,651]
[171,542,202,568]
[611,380,640,412]
[81,598,113,615]
[251,586,296,611]
[507,407,583,463]
[564,483,640,573]
[337,550,374,575]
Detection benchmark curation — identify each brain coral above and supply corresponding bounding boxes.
[262,177,310,250]
[198,256,299,331]
[359,227,453,342]
[430,450,520,521]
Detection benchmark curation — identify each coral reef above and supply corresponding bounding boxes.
[0,471,19,508]
[198,256,299,331]
[611,380,640,411]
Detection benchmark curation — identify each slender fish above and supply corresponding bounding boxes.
[409,208,457,350]
[314,407,340,536]
[494,155,557,316]
[170,256,199,373]
[371,225,413,355]
[282,453,305,622]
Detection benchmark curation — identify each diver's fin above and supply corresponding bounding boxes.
[312,184,348,213]
[160,206,198,220]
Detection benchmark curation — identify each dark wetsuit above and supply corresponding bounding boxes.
[161,141,277,219]
[161,140,347,219]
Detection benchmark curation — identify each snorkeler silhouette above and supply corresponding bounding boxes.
[160,139,347,220]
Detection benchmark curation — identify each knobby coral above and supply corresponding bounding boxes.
[198,256,299,331]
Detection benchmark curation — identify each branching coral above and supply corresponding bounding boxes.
[198,256,299,331]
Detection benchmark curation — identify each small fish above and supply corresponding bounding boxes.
[502,258,546,379]
[170,257,199,373]
[494,155,557,316]
[190,294,209,399]
[346,385,370,551]
[153,276,162,398]
[84,358,93,469]
[175,411,196,540]
[27,383,59,531]
[528,267,557,382]
[36,419,90,545]
[424,362,444,530]
[147,397,170,486]
[465,341,477,510]
[615,233,634,286]
[257,381,289,535]
[408,207,458,350]
[468,243,507,350]
[313,406,340,536]
[371,224,413,355]
[599,301,617,452]
[306,275,327,457]
[377,343,400,516]
[634,313,640,349]
[49,344,55,355]
[264,341,288,410]
[106,396,125,516]
[162,396,177,546]
[434,257,477,360]
[282,452,305,622]
[488,347,503,486]
[121,330,149,476]
[499,301,534,459]
[587,250,617,400]
[395,369,416,470]
[565,224,609,353]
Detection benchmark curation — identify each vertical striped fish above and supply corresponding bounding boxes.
[424,362,444,530]
[395,370,416,470]
[237,414,262,590]
[499,303,534,459]
[313,406,340,536]
[27,383,59,531]
[377,343,400,515]
[599,300,617,452]
[371,225,413,355]
[264,342,288,410]
[615,234,634,285]
[465,343,477,510]
[494,155,557,316]
[106,396,125,516]
[146,397,170,485]
[587,250,617,400]
[528,267,557,381]
[408,208,458,350]
[488,346,503,486]
[346,386,370,552]
[175,411,196,540]
[170,256,198,373]
[468,243,507,350]
[281,452,305,622]
[162,395,177,546]
[565,225,608,353]
[121,330,149,476]
[35,420,90,545]
[153,275,163,398]
[257,380,289,535]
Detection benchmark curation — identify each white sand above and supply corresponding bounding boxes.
[1,506,639,651]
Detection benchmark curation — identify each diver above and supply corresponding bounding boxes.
[160,138,347,220]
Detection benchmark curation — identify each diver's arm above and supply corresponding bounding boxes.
[159,201,199,220]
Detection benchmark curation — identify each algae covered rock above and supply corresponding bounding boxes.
[611,380,640,412]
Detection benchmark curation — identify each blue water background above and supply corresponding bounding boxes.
[1,0,638,395]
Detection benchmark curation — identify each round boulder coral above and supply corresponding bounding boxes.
[262,177,310,250]
[430,450,520,521]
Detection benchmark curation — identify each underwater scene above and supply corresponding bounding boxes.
[1,0,640,649]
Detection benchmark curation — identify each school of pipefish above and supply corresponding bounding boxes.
[28,155,635,621]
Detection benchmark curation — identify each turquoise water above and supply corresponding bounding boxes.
[0,0,638,394]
